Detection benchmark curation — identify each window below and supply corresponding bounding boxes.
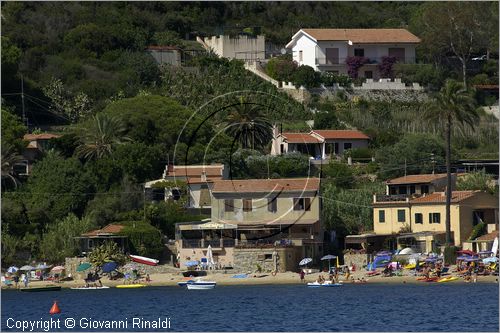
[354,48,365,57]
[293,198,304,211]
[421,185,429,194]
[299,50,303,62]
[429,213,441,224]
[224,199,234,212]
[364,70,373,79]
[243,199,252,212]
[343,143,352,150]
[389,187,397,195]
[264,254,273,260]
[409,185,416,194]
[379,210,385,223]
[415,213,423,224]
[268,197,277,213]
[304,198,311,211]
[397,209,406,222]
[398,186,407,195]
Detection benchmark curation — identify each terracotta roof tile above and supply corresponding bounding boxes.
[410,191,478,204]
[82,224,125,237]
[212,178,320,193]
[23,133,61,141]
[312,130,370,140]
[168,165,224,178]
[281,133,321,143]
[302,29,421,43]
[386,173,449,185]
[476,230,499,241]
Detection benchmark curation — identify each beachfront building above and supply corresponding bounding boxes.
[175,178,323,272]
[286,28,420,78]
[13,133,61,176]
[75,224,128,255]
[270,128,370,160]
[144,164,226,213]
[372,190,499,252]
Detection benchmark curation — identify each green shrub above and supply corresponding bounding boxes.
[394,63,445,89]
[119,221,164,259]
[265,55,297,82]
[350,147,372,159]
[292,65,321,88]
[467,222,486,241]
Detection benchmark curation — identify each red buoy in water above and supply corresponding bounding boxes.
[49,301,61,315]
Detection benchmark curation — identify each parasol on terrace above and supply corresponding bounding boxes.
[7,266,19,274]
[321,255,337,271]
[299,258,313,266]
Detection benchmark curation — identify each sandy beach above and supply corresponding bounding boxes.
[3,268,498,290]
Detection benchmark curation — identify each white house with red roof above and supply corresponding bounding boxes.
[271,128,370,159]
[286,28,420,78]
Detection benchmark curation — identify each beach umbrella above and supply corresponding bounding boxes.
[7,266,19,274]
[76,263,92,272]
[20,265,35,271]
[399,247,415,255]
[457,250,476,256]
[36,263,50,270]
[185,260,199,267]
[482,257,498,264]
[50,266,65,272]
[377,251,392,256]
[321,255,337,271]
[299,258,313,266]
[102,262,118,273]
[206,245,215,268]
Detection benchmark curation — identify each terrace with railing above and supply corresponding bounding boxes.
[315,57,416,66]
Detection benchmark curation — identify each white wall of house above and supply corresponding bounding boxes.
[203,35,265,61]
[290,32,417,77]
[291,34,318,69]
[188,183,213,208]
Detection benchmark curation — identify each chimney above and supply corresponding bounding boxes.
[201,171,207,182]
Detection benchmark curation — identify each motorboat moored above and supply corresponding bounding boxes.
[307,281,342,287]
[20,286,61,292]
[186,279,216,290]
[71,286,110,290]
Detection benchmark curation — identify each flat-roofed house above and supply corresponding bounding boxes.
[175,178,323,272]
[384,173,455,196]
[286,28,420,78]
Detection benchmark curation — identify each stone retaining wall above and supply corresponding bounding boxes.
[233,247,301,273]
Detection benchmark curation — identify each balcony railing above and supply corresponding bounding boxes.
[222,239,235,248]
[315,57,416,66]
[375,194,417,203]
[182,239,202,248]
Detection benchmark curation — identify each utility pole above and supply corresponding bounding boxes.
[430,153,436,174]
[21,75,27,127]
[404,159,407,177]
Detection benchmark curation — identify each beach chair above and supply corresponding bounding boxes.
[1,277,13,288]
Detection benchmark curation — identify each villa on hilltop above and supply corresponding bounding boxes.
[286,28,420,79]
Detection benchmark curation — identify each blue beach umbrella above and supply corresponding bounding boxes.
[483,257,498,264]
[185,260,199,267]
[7,266,19,274]
[102,262,118,273]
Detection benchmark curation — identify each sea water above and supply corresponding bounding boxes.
[1,284,498,331]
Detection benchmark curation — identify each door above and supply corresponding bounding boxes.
[388,48,406,63]
[325,48,339,64]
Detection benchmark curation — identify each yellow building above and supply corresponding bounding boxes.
[373,190,499,251]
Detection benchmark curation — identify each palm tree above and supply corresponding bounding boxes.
[224,97,272,149]
[1,144,24,189]
[425,79,479,245]
[75,113,130,160]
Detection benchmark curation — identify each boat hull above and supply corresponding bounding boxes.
[437,277,459,283]
[187,283,216,290]
[116,284,146,289]
[307,282,342,287]
[71,286,110,290]
[129,255,159,266]
[20,286,61,292]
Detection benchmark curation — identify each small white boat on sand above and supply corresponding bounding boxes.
[186,278,216,290]
[307,281,342,287]
[71,286,110,290]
